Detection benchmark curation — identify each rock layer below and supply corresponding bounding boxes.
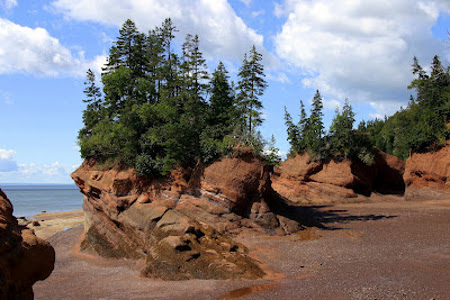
[404,142,450,201]
[271,152,405,204]
[0,189,55,300]
[72,150,302,280]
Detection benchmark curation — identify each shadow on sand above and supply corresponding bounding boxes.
[268,192,398,230]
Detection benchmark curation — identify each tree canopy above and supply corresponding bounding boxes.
[284,56,450,163]
[78,19,270,176]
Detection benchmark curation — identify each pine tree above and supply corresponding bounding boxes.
[329,99,355,158]
[237,45,268,136]
[305,90,324,154]
[181,34,209,100]
[284,107,299,154]
[79,69,103,138]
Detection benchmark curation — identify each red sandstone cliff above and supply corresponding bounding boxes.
[404,142,450,201]
[0,189,55,299]
[271,152,405,204]
[71,150,302,280]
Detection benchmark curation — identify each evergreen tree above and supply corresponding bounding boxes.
[297,100,308,153]
[284,107,299,154]
[329,99,355,158]
[79,69,102,139]
[237,45,268,136]
[304,90,324,154]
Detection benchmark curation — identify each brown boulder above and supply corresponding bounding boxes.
[71,150,301,280]
[404,142,450,201]
[0,189,55,299]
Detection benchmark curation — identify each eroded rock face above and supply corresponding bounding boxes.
[404,142,450,201]
[72,150,301,280]
[272,152,405,204]
[0,189,55,299]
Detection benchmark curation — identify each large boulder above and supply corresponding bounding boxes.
[0,189,55,299]
[272,152,405,204]
[71,150,301,280]
[404,142,450,201]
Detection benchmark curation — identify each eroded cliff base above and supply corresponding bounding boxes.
[72,150,303,280]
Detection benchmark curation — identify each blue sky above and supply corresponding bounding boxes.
[0,0,449,183]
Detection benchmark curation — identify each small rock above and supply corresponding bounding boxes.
[18,218,30,227]
[32,220,40,227]
[41,210,46,214]
[159,236,184,249]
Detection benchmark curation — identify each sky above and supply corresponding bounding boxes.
[0,0,449,183]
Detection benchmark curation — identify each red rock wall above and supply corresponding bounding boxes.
[272,152,405,204]
[404,142,450,201]
[71,150,301,280]
[0,189,55,299]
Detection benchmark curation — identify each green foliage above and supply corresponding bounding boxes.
[284,93,375,164]
[78,19,270,177]
[236,45,268,136]
[358,56,450,160]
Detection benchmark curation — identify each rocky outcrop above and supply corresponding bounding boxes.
[72,150,302,280]
[0,189,55,300]
[404,142,450,201]
[271,152,405,204]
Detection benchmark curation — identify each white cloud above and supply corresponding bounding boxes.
[369,101,405,119]
[323,99,341,111]
[0,148,79,183]
[273,2,285,18]
[0,161,79,183]
[1,0,17,10]
[0,18,104,77]
[0,149,18,172]
[275,0,450,116]
[51,0,264,62]
[239,0,252,6]
[267,71,290,83]
[251,9,265,18]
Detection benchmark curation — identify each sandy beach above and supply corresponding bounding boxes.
[33,200,450,299]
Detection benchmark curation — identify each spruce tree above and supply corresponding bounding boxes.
[329,99,355,158]
[284,107,299,154]
[237,45,268,136]
[305,90,324,154]
[79,69,102,139]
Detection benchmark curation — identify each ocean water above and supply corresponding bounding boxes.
[0,184,83,218]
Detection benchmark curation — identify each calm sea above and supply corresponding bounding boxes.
[0,184,83,218]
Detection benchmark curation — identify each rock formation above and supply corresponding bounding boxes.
[72,149,302,280]
[0,189,55,299]
[271,152,405,204]
[404,142,449,201]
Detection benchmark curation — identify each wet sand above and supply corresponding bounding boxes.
[34,200,450,299]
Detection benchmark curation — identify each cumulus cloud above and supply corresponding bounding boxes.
[51,0,264,62]
[0,161,79,183]
[275,0,450,115]
[0,18,105,77]
[0,149,18,172]
[0,148,79,183]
